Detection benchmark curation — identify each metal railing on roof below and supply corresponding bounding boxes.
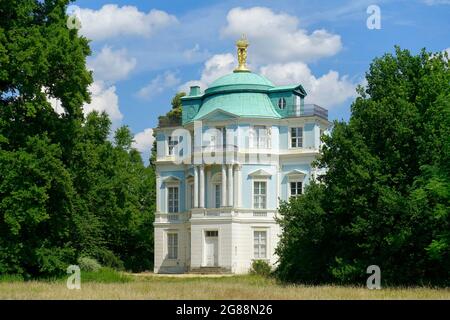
[283,103,328,120]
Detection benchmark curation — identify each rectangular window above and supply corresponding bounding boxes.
[252,126,268,148]
[168,136,179,156]
[214,184,221,208]
[168,186,179,213]
[254,231,267,259]
[205,230,218,237]
[167,233,178,259]
[253,181,267,209]
[291,127,303,148]
[290,181,302,197]
[209,127,226,150]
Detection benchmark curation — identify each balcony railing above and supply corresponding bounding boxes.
[284,103,328,120]
[193,144,239,153]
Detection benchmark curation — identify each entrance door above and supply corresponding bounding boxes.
[204,231,218,266]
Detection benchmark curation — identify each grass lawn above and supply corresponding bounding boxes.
[1,271,449,300]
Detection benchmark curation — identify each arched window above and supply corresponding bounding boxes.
[278,97,286,109]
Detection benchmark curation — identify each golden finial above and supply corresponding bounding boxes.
[234,34,250,73]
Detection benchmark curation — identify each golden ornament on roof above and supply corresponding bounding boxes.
[234,34,250,73]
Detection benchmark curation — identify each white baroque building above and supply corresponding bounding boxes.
[153,38,330,274]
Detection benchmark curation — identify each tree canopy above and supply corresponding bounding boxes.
[0,0,155,277]
[276,47,450,286]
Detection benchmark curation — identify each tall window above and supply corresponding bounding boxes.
[168,186,179,213]
[291,127,303,148]
[290,181,302,197]
[252,126,268,148]
[167,233,178,259]
[168,136,179,156]
[214,184,221,208]
[208,127,226,151]
[253,181,267,209]
[254,231,267,259]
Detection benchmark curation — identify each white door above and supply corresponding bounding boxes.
[204,231,218,266]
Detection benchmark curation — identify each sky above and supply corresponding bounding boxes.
[67,0,450,161]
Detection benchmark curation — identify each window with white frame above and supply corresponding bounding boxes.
[254,230,267,259]
[253,181,267,209]
[167,186,179,213]
[167,233,178,259]
[214,184,221,208]
[290,181,302,197]
[168,136,179,156]
[291,127,303,148]
[252,126,268,148]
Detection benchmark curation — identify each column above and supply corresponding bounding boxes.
[221,165,227,207]
[199,165,205,208]
[235,165,242,208]
[276,166,281,207]
[206,170,212,208]
[227,164,234,207]
[194,166,199,208]
[156,174,161,212]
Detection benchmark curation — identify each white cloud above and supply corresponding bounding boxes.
[75,4,178,40]
[88,46,136,82]
[84,81,123,125]
[132,128,155,153]
[179,53,235,93]
[260,62,357,108]
[221,7,342,64]
[422,0,450,5]
[137,71,181,100]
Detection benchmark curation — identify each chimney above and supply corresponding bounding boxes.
[189,85,200,96]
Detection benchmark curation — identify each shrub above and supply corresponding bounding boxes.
[96,250,125,271]
[77,256,101,272]
[249,260,272,277]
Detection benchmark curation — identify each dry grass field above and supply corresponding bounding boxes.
[1,273,449,300]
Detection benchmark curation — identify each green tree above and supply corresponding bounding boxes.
[0,1,155,277]
[276,47,450,286]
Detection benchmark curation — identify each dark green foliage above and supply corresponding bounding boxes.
[249,260,272,277]
[0,1,155,277]
[276,47,450,286]
[157,92,186,127]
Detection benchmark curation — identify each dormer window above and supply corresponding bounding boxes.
[278,98,286,109]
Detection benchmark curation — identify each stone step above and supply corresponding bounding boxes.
[189,267,232,274]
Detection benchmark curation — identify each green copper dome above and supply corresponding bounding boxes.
[193,92,281,121]
[205,72,274,95]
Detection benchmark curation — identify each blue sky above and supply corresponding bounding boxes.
[68,0,449,160]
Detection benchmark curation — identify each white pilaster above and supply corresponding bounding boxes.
[206,169,212,208]
[221,165,227,207]
[156,173,161,212]
[276,166,281,207]
[194,166,199,208]
[199,165,205,208]
[228,164,234,207]
[235,165,242,208]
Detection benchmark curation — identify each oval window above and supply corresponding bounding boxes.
[278,98,286,109]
